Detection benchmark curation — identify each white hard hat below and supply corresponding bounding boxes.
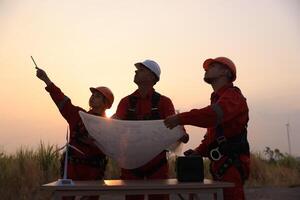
[134,59,161,81]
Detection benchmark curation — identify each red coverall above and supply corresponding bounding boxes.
[177,83,250,200]
[46,83,107,200]
[114,89,175,200]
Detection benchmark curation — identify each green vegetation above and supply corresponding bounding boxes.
[0,145,299,199]
[247,147,300,187]
[0,142,60,200]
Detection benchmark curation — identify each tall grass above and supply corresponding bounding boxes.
[0,144,299,199]
[0,142,60,200]
[247,152,300,187]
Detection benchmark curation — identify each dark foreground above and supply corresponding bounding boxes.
[245,186,300,200]
[95,186,300,200]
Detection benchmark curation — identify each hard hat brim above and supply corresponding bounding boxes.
[89,87,98,94]
[134,62,160,81]
[203,57,237,82]
[89,87,114,108]
[203,58,215,71]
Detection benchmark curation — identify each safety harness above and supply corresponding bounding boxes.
[126,92,161,120]
[61,120,107,172]
[208,126,249,182]
[125,92,167,178]
[208,86,250,182]
[67,151,107,169]
[55,93,107,174]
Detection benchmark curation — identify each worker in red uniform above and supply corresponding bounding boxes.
[36,67,114,200]
[113,59,189,200]
[164,57,250,200]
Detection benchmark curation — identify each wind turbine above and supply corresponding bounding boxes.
[57,127,85,185]
[286,122,292,155]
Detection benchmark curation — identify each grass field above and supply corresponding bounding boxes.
[0,143,299,199]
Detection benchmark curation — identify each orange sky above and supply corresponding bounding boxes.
[0,0,300,156]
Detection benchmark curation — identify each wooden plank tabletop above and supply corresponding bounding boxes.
[42,179,234,191]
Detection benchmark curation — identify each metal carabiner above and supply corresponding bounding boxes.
[210,147,223,161]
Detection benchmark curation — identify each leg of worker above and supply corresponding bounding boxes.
[148,163,169,200]
[221,166,245,200]
[121,169,145,200]
[63,164,103,200]
[81,165,104,200]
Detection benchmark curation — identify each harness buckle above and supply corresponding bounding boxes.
[216,136,226,144]
[210,147,223,161]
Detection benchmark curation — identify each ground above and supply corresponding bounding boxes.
[98,186,300,200]
[245,186,300,200]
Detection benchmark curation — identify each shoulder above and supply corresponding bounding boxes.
[118,95,132,105]
[221,86,247,102]
[157,93,174,105]
[72,106,86,116]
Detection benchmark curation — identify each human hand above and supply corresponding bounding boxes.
[36,67,52,85]
[179,133,189,143]
[183,149,199,156]
[164,114,180,129]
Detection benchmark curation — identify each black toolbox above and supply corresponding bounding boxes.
[176,156,204,182]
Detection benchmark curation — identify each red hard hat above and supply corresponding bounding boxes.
[203,57,237,82]
[90,86,114,109]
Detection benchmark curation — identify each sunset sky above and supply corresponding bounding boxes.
[0,0,299,156]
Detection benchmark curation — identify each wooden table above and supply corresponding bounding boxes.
[42,178,234,200]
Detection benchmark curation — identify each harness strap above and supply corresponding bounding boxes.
[209,85,249,182]
[67,155,108,169]
[125,92,165,177]
[212,154,247,183]
[149,92,161,120]
[127,96,138,120]
[126,92,161,120]
[71,120,96,147]
[209,129,249,182]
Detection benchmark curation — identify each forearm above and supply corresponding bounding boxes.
[178,106,217,128]
[43,77,52,86]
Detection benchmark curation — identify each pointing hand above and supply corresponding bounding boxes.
[164,114,180,129]
[36,67,52,85]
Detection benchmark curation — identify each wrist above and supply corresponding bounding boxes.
[44,78,52,86]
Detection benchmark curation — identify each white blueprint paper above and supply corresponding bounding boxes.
[79,111,184,169]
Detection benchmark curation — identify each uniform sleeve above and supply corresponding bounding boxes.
[178,89,247,128]
[194,133,210,157]
[160,96,175,118]
[113,97,129,119]
[178,106,217,128]
[161,96,191,143]
[215,89,248,123]
[45,83,81,123]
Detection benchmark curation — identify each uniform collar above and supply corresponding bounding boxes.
[211,83,233,100]
[88,110,106,117]
[132,88,155,99]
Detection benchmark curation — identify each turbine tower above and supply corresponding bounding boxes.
[286,122,291,155]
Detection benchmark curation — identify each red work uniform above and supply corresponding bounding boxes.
[114,89,175,200]
[178,83,250,200]
[46,83,107,200]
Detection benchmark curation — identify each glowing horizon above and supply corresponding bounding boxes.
[0,0,299,156]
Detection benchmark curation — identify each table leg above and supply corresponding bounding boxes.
[53,192,62,200]
[215,189,223,200]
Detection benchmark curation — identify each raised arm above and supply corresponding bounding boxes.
[36,67,52,86]
[36,67,82,124]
